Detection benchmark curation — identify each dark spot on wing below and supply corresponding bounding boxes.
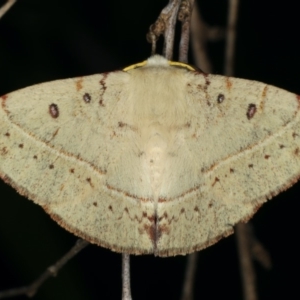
[86,177,94,187]
[76,78,83,91]
[99,73,108,91]
[49,104,59,118]
[99,73,109,106]
[217,94,225,103]
[202,74,211,106]
[212,177,220,186]
[157,224,170,240]
[83,93,91,103]
[203,74,210,87]
[226,78,232,89]
[144,223,156,243]
[158,211,169,222]
[246,104,256,120]
[158,197,167,203]
[262,85,268,99]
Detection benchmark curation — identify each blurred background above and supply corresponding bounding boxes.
[0,0,299,299]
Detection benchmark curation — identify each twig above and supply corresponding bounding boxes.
[122,254,132,300]
[223,0,259,298]
[248,224,272,270]
[236,224,271,299]
[190,2,224,73]
[176,3,202,300]
[177,3,217,299]
[191,1,268,300]
[235,224,257,300]
[224,0,239,76]
[147,0,181,60]
[0,0,16,19]
[178,0,195,63]
[180,252,198,300]
[0,239,89,299]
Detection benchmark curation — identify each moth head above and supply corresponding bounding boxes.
[123,55,196,72]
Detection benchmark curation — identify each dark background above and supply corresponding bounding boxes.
[0,0,299,299]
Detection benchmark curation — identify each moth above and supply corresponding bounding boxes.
[0,55,299,256]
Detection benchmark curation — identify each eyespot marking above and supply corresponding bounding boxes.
[49,104,59,118]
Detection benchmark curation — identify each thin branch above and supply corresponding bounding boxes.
[162,0,181,60]
[176,3,201,299]
[190,2,224,73]
[180,252,198,300]
[248,224,272,270]
[178,3,219,299]
[235,224,257,300]
[178,0,195,63]
[223,0,259,298]
[0,0,16,19]
[223,0,260,298]
[224,0,239,76]
[0,239,89,299]
[236,224,271,299]
[147,0,181,60]
[122,254,132,300]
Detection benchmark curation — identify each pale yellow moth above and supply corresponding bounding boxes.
[0,55,299,256]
